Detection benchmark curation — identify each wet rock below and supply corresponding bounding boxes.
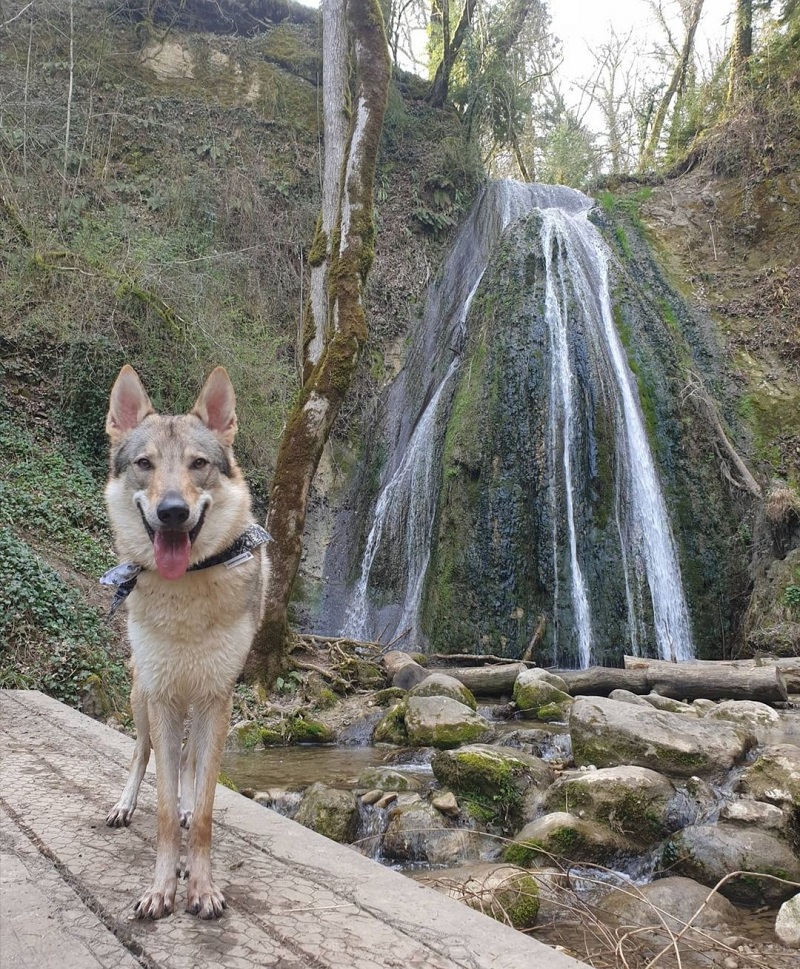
[570,695,754,777]
[662,822,800,905]
[541,766,677,846]
[503,811,637,867]
[414,863,540,929]
[382,795,493,865]
[775,893,800,948]
[294,782,359,844]
[520,668,570,693]
[360,789,384,806]
[375,792,397,810]
[431,744,553,823]
[373,700,409,745]
[737,743,800,807]
[403,695,490,749]
[609,689,652,707]
[598,875,739,935]
[513,670,573,722]
[706,700,782,740]
[410,673,478,710]
[358,765,420,792]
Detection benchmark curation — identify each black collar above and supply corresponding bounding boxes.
[100,524,272,616]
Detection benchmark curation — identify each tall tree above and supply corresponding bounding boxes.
[726,0,753,104]
[427,0,479,107]
[247,0,390,685]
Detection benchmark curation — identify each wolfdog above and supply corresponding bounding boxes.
[102,365,270,919]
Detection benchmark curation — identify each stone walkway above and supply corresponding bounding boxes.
[0,691,586,969]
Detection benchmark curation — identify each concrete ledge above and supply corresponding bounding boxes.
[0,691,587,969]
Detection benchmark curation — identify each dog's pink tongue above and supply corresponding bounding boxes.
[153,531,191,580]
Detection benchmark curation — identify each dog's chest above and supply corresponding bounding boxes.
[127,567,259,700]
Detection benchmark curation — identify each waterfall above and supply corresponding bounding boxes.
[337,181,694,664]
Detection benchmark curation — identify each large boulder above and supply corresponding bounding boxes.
[541,766,677,846]
[513,670,573,722]
[570,695,754,777]
[503,811,637,867]
[662,822,800,905]
[410,672,477,710]
[737,743,800,808]
[598,875,739,936]
[414,863,540,929]
[776,893,800,948]
[381,795,493,865]
[357,765,420,792]
[403,695,490,748]
[294,783,359,844]
[431,744,554,824]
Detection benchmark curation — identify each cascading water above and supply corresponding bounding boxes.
[333,181,695,665]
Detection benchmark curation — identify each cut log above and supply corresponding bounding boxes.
[624,655,800,693]
[383,651,429,690]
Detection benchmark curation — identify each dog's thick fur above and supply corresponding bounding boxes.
[104,365,268,919]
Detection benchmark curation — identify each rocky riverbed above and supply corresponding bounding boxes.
[222,652,800,968]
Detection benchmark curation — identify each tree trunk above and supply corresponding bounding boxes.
[727,0,753,105]
[640,0,704,170]
[247,0,390,687]
[427,0,479,108]
[625,655,800,693]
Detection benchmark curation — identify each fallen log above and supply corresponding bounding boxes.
[443,663,527,696]
[383,651,429,690]
[624,655,800,693]
[554,667,649,697]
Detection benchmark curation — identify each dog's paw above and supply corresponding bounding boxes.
[106,803,135,827]
[186,879,226,920]
[134,885,176,920]
[179,808,193,829]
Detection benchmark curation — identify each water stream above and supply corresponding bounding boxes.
[335,181,694,665]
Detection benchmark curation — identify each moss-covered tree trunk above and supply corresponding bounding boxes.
[726,0,753,105]
[246,0,390,687]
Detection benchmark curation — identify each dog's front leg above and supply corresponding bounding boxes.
[185,693,232,919]
[134,699,183,919]
[107,673,150,827]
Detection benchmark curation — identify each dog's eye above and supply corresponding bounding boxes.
[191,457,209,470]
[135,457,153,471]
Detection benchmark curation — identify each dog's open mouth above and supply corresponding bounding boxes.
[138,505,207,581]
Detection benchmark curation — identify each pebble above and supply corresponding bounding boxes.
[432,791,459,816]
[723,958,738,969]
[361,789,383,806]
[375,792,398,810]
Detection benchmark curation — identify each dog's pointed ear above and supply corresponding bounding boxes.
[106,365,154,443]
[192,367,237,445]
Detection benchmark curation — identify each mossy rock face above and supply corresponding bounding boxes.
[431,744,553,823]
[661,822,800,905]
[358,765,419,792]
[373,700,409,745]
[541,766,676,846]
[570,696,753,777]
[382,796,493,866]
[503,811,637,868]
[294,783,359,844]
[372,687,407,705]
[286,717,335,744]
[513,671,573,722]
[225,720,263,751]
[410,673,478,710]
[738,744,800,808]
[403,696,490,749]
[415,863,540,929]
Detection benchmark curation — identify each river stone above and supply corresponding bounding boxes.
[520,668,570,693]
[503,811,637,867]
[381,796,493,865]
[357,765,420,792]
[403,695,490,748]
[414,863,540,929]
[410,672,478,710]
[719,797,786,830]
[737,743,800,807]
[225,719,262,751]
[706,699,781,732]
[373,700,409,745]
[598,875,739,935]
[775,893,800,947]
[662,822,800,904]
[609,689,652,707]
[294,782,359,844]
[641,693,697,715]
[513,670,573,722]
[692,698,716,715]
[432,791,460,816]
[541,766,677,845]
[431,744,554,822]
[570,695,754,777]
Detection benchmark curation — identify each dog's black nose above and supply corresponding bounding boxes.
[157,492,190,527]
